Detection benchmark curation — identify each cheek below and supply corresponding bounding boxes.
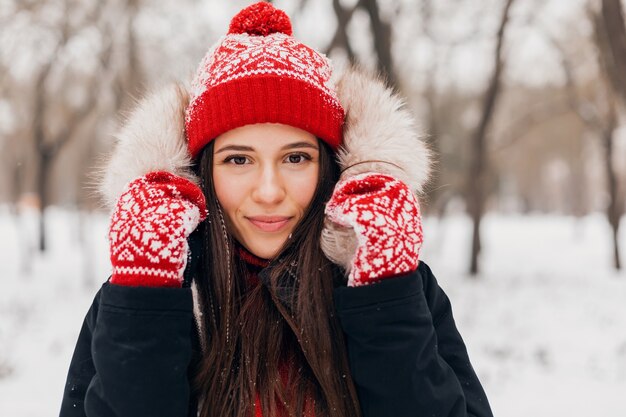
[288,167,319,210]
[213,171,244,218]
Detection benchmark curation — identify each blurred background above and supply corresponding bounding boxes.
[1,0,625,415]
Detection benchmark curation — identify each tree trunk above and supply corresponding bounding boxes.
[467,0,515,276]
[23,0,110,252]
[36,152,51,252]
[594,2,626,271]
[33,62,50,253]
[326,0,358,63]
[9,156,23,216]
[601,0,626,107]
[360,0,397,87]
[126,0,143,97]
[602,113,621,270]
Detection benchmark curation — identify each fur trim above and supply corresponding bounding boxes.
[98,69,431,206]
[191,280,208,353]
[97,83,199,210]
[97,66,431,286]
[334,66,432,191]
[321,66,432,271]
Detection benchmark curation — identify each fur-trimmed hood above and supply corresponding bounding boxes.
[98,66,432,273]
[99,67,432,209]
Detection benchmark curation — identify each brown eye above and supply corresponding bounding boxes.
[225,155,248,165]
[286,153,311,164]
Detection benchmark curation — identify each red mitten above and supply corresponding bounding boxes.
[108,171,207,288]
[325,173,423,287]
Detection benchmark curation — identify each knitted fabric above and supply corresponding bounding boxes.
[325,173,423,286]
[108,172,207,288]
[185,1,344,158]
[237,243,271,268]
[236,243,269,288]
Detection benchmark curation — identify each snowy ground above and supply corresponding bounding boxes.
[1,207,625,416]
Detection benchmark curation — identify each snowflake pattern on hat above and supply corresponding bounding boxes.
[184,1,344,158]
[189,33,338,110]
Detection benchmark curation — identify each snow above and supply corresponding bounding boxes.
[1,208,625,416]
[422,214,626,416]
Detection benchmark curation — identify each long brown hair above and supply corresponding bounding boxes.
[193,139,362,417]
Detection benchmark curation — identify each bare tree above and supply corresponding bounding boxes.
[111,0,145,114]
[591,4,626,270]
[405,0,495,218]
[597,95,622,270]
[514,2,626,270]
[599,0,626,107]
[326,0,360,64]
[559,40,621,269]
[326,0,397,87]
[31,0,112,251]
[467,0,516,275]
[359,0,396,86]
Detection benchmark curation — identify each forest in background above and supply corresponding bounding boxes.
[1,0,626,274]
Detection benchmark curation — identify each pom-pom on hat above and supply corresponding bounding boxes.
[228,1,292,36]
[185,1,344,158]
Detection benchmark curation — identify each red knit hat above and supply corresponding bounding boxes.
[185,1,345,158]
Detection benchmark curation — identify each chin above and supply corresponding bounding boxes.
[249,245,281,260]
[247,236,288,260]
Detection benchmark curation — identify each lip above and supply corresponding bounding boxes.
[246,216,293,233]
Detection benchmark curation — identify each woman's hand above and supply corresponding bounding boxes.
[108,171,207,287]
[325,172,423,286]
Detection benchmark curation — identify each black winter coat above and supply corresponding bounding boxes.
[59,261,493,417]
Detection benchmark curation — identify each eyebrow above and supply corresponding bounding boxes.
[215,141,319,154]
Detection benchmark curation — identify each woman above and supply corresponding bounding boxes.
[60,2,493,417]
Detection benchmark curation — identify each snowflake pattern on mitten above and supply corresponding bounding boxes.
[325,173,423,286]
[108,171,207,288]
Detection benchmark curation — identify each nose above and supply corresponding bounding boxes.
[251,164,286,205]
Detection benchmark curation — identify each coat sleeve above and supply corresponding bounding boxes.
[333,261,493,417]
[59,282,196,417]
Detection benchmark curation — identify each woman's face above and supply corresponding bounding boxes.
[213,123,320,259]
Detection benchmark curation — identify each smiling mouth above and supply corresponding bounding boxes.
[246,216,293,233]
